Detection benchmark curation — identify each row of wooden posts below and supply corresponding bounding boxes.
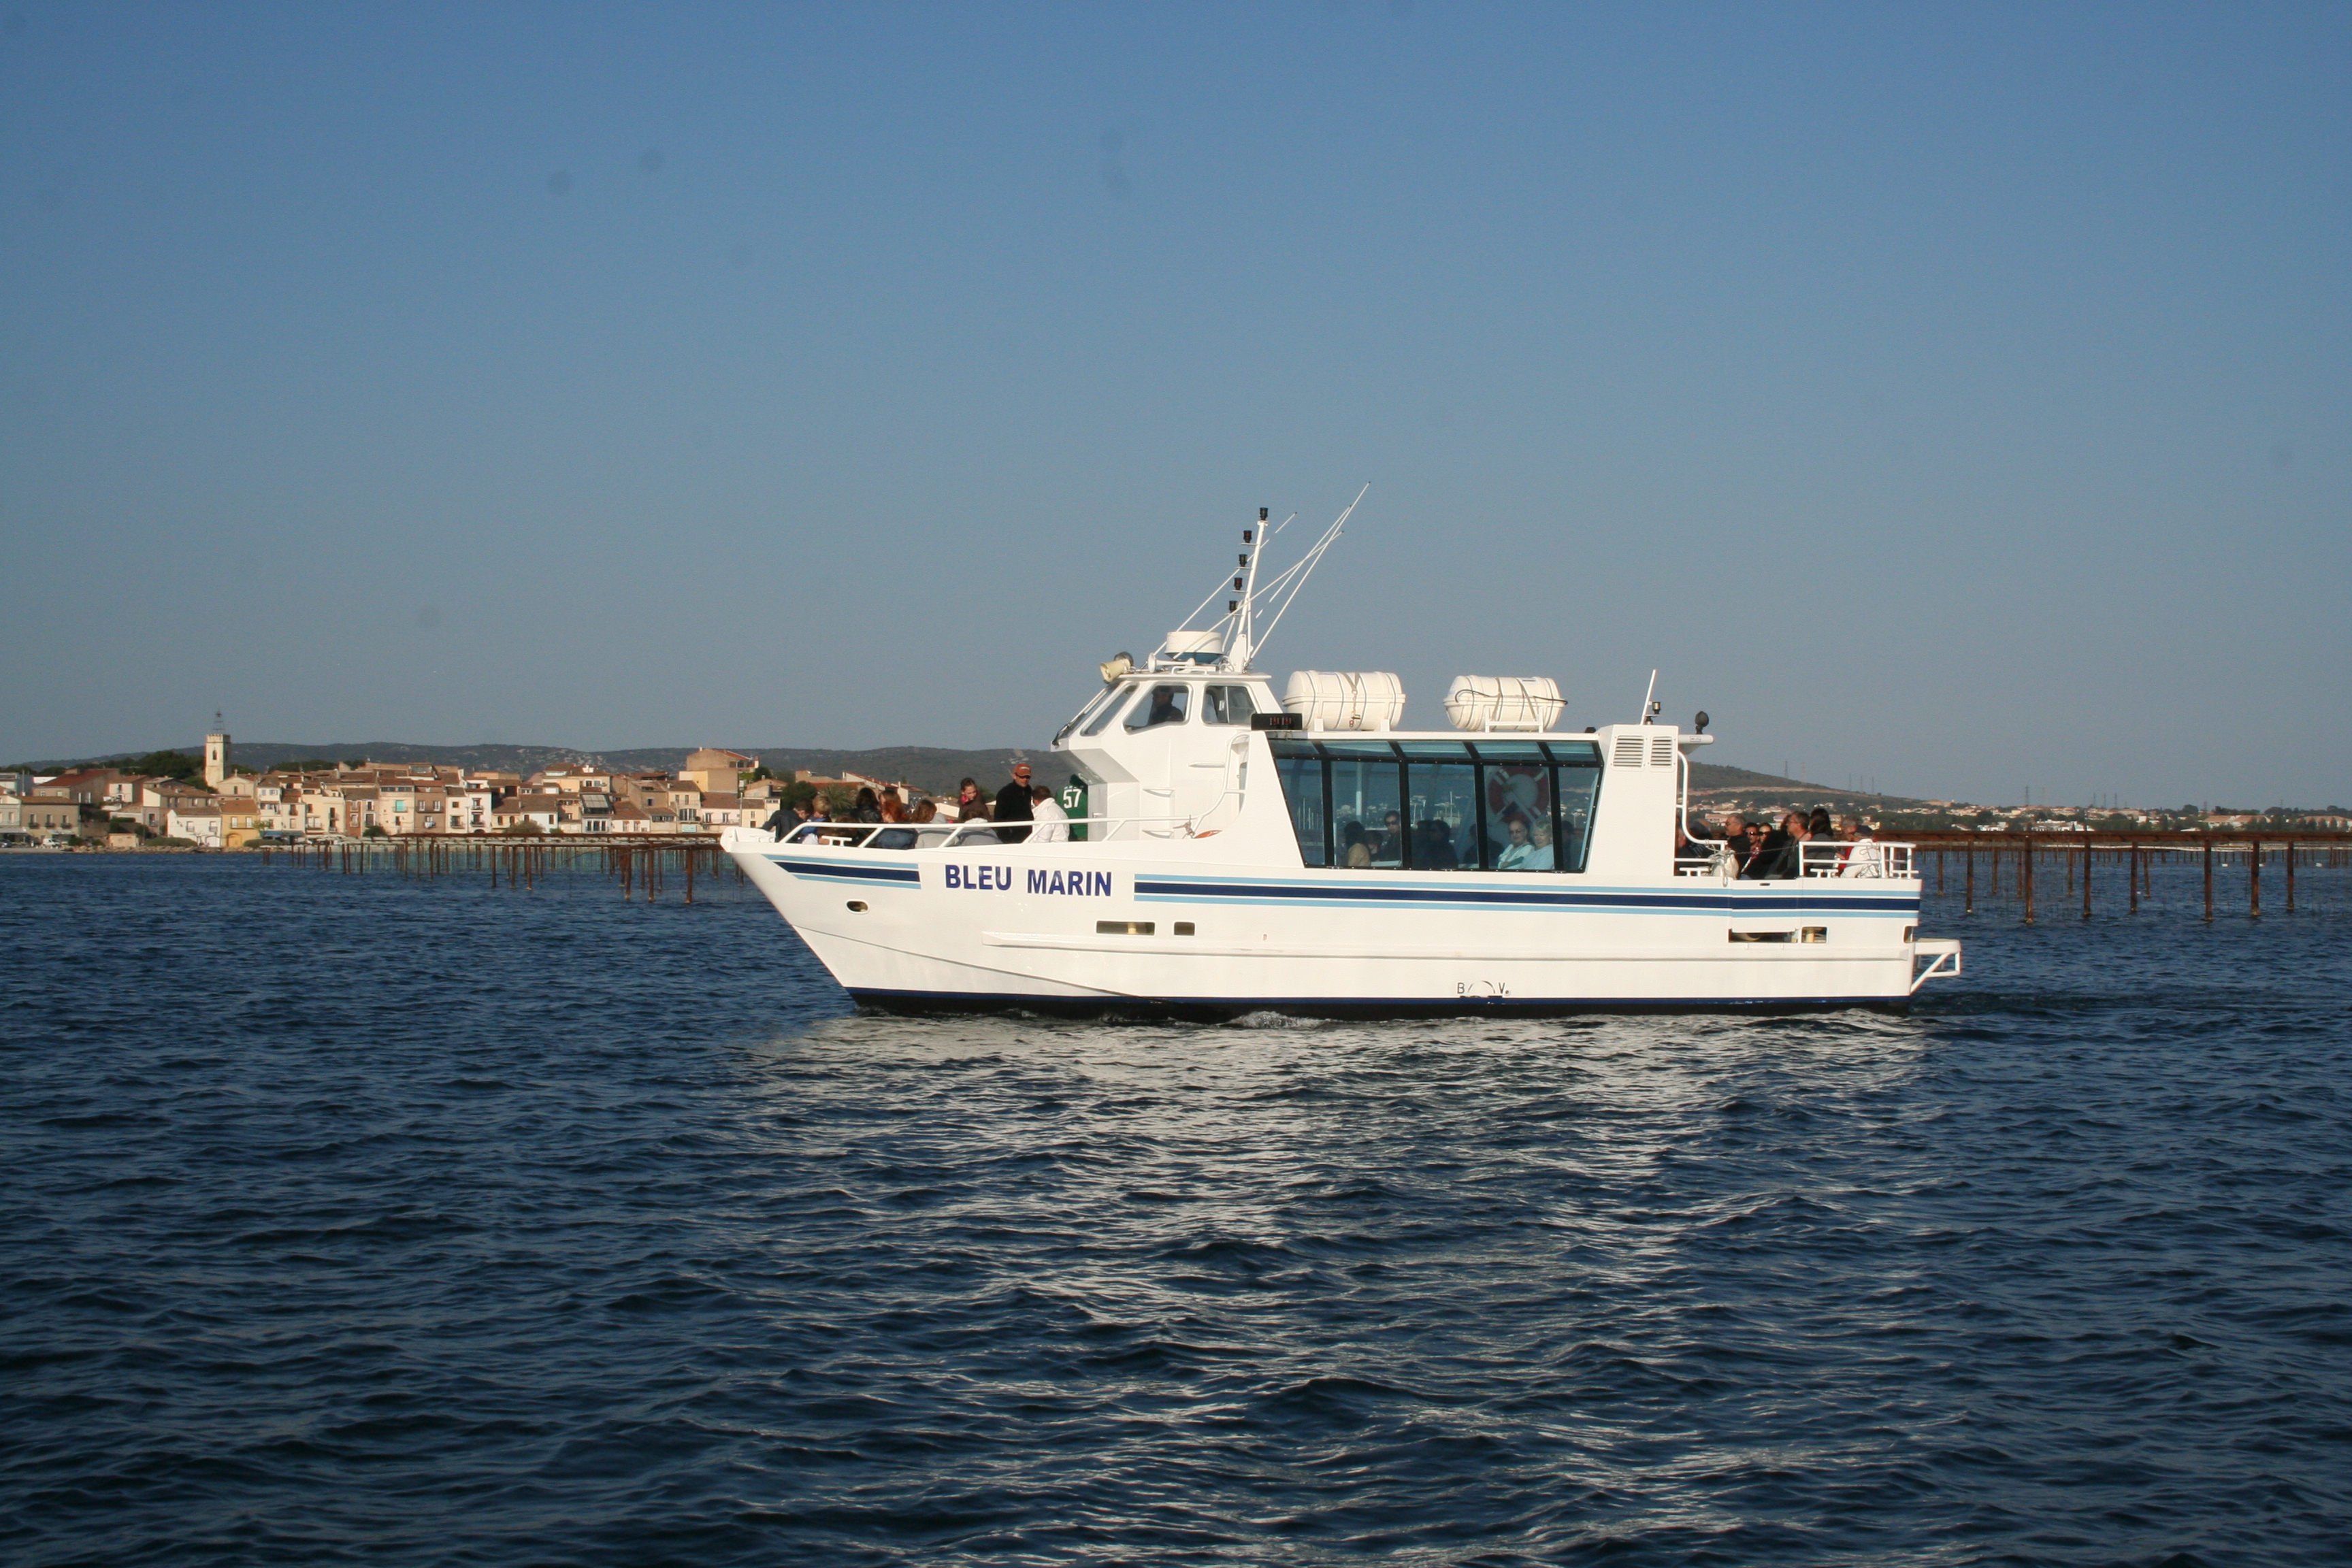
[259,836,745,902]
[1904,832,2351,923]
[259,829,2348,922]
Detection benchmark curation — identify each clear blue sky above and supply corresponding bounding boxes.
[3,3,2345,806]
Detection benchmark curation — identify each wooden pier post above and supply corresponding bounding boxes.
[2203,835,2215,921]
[2082,843,2092,919]
[1964,847,1974,913]
[2286,840,2296,913]
[2128,841,2139,913]
[2249,838,2260,919]
[2021,832,2036,924]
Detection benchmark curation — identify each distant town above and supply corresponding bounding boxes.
[0,731,945,850]
[3,729,2344,849]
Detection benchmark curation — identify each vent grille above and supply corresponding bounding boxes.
[1612,737,1646,768]
[1651,736,1676,767]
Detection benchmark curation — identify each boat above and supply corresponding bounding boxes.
[723,494,1963,1017]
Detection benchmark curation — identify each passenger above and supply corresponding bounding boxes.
[1028,783,1071,843]
[1494,813,1552,871]
[1341,820,1372,868]
[1742,817,1786,879]
[1144,686,1184,727]
[1372,811,1405,865]
[1840,818,1884,878]
[912,800,938,824]
[1808,806,1834,839]
[993,764,1035,843]
[1413,818,1456,868]
[879,791,909,824]
[852,787,883,825]
[1674,820,1710,868]
[951,778,988,823]
[1709,814,1744,873]
[762,802,793,841]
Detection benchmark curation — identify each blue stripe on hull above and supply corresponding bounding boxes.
[1134,877,1914,915]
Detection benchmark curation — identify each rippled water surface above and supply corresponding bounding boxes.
[5,854,2349,1566]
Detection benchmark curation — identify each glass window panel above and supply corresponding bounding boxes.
[1056,685,1120,742]
[1407,762,1477,870]
[1482,762,1554,870]
[1554,760,1602,872]
[1200,685,1256,725]
[1126,684,1190,730]
[1328,754,1403,868]
[1274,753,1326,866]
[1082,684,1141,736]
[1395,740,1474,762]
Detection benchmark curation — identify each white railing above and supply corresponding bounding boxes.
[1675,839,1916,879]
[774,815,1203,850]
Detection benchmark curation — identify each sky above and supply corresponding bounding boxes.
[3,3,2345,807]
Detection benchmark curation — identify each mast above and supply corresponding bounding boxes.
[1228,508,1267,670]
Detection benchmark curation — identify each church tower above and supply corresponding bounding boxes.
[204,713,231,789]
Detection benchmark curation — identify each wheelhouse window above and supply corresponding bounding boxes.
[1126,683,1190,730]
[1056,684,1124,743]
[1200,685,1258,725]
[1081,683,1140,736]
[1268,737,1603,872]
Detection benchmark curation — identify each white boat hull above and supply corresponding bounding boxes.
[725,828,1944,1017]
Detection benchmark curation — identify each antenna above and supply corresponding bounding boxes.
[1639,670,1660,725]
[1250,484,1369,663]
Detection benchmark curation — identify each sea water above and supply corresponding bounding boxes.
[4,854,2347,1565]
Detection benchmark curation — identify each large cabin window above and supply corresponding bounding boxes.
[1475,742,1551,871]
[1324,741,1402,868]
[1276,752,1326,866]
[1269,737,1603,873]
[1401,742,1475,870]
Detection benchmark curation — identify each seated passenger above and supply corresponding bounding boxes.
[1749,812,1810,879]
[1674,821,1712,867]
[871,826,918,849]
[1340,820,1371,868]
[1838,818,1884,878]
[1414,817,1458,868]
[851,787,883,824]
[1493,813,1552,871]
[912,800,938,823]
[1372,811,1404,865]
